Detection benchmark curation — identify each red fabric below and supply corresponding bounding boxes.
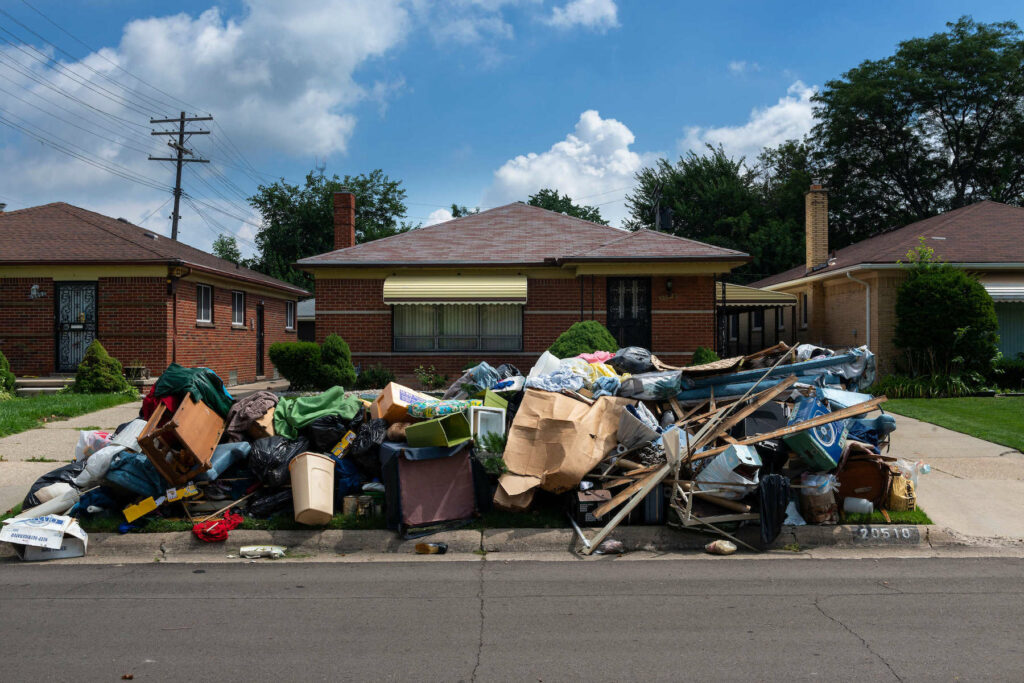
[141,385,179,421]
[192,511,244,543]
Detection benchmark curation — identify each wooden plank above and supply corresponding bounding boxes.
[669,397,685,421]
[712,375,798,436]
[582,463,672,555]
[688,396,888,463]
[592,469,661,518]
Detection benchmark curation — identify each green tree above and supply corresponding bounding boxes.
[248,168,415,289]
[893,239,999,377]
[212,234,242,265]
[450,204,479,218]
[527,188,608,225]
[812,17,1024,245]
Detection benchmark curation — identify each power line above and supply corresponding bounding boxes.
[17,0,203,114]
[137,197,172,227]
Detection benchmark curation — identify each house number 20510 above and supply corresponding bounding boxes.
[854,526,919,543]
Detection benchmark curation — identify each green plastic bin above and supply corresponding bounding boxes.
[405,412,472,448]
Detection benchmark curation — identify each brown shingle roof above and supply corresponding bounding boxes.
[0,202,307,295]
[297,202,748,267]
[752,201,1024,288]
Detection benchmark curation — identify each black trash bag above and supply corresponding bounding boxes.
[495,363,521,380]
[247,489,293,518]
[607,346,654,374]
[22,461,86,509]
[349,418,387,479]
[249,435,310,488]
[304,413,351,453]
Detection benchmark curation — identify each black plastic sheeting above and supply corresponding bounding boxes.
[607,346,654,374]
[304,406,366,453]
[22,461,85,509]
[348,418,387,480]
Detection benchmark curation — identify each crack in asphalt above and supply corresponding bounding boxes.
[814,595,903,682]
[470,558,485,682]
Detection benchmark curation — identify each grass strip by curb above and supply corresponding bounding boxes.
[0,393,137,437]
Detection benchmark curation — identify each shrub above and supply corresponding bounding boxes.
[0,348,14,394]
[269,341,322,390]
[991,355,1024,392]
[690,346,720,366]
[319,334,357,388]
[893,239,999,376]
[355,363,395,390]
[71,340,132,394]
[548,320,619,359]
[270,335,357,390]
[868,372,985,399]
[414,365,448,390]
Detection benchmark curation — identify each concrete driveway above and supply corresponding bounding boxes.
[888,413,1024,542]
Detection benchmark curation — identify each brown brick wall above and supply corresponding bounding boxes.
[97,277,169,374]
[173,280,297,385]
[315,274,717,380]
[0,277,55,375]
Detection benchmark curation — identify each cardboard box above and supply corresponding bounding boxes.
[500,389,632,498]
[371,383,436,423]
[493,473,539,512]
[784,398,849,471]
[569,489,612,526]
[1,515,88,561]
[248,405,276,439]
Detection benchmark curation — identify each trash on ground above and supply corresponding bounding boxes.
[239,545,287,559]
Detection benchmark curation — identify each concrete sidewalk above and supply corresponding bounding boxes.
[889,413,1024,542]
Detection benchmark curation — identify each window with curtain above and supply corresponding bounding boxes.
[394,304,522,352]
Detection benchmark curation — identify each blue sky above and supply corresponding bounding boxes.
[1,0,1021,255]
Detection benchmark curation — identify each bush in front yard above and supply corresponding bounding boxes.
[548,320,619,358]
[0,348,14,395]
[991,355,1024,392]
[894,239,999,377]
[71,340,132,394]
[690,346,721,366]
[269,341,321,390]
[355,363,395,389]
[269,335,357,390]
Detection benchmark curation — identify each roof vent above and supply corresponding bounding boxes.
[144,232,159,240]
[117,217,129,223]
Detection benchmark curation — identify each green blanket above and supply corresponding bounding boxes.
[273,386,361,439]
[153,363,234,417]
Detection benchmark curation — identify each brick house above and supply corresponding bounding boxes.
[0,202,308,384]
[751,184,1024,372]
[296,193,749,377]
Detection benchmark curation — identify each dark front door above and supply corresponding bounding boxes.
[256,304,265,376]
[606,277,652,349]
[55,282,98,372]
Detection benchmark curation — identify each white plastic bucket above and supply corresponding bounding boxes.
[289,452,335,525]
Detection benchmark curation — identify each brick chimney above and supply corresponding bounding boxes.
[805,179,828,271]
[333,191,356,250]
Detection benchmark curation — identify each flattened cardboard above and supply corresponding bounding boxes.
[501,390,632,495]
[1,515,88,561]
[493,473,541,511]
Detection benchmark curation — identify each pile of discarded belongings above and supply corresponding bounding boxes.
[3,342,928,560]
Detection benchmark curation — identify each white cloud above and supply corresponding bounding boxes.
[426,208,454,225]
[484,109,650,226]
[678,81,816,161]
[546,0,619,31]
[728,60,761,75]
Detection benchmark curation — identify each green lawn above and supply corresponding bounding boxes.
[0,393,137,437]
[884,397,1024,452]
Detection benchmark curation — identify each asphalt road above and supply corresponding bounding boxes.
[1,557,1022,681]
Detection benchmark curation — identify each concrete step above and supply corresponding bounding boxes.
[15,386,65,397]
[14,377,74,388]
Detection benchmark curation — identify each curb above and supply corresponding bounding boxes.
[0,524,954,561]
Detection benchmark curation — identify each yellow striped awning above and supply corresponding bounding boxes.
[383,275,527,305]
[717,282,797,307]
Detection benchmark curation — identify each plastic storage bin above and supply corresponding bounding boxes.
[405,412,472,448]
[289,452,335,525]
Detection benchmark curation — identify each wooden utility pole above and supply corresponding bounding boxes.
[149,112,212,240]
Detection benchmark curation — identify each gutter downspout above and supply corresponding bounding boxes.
[846,271,870,350]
